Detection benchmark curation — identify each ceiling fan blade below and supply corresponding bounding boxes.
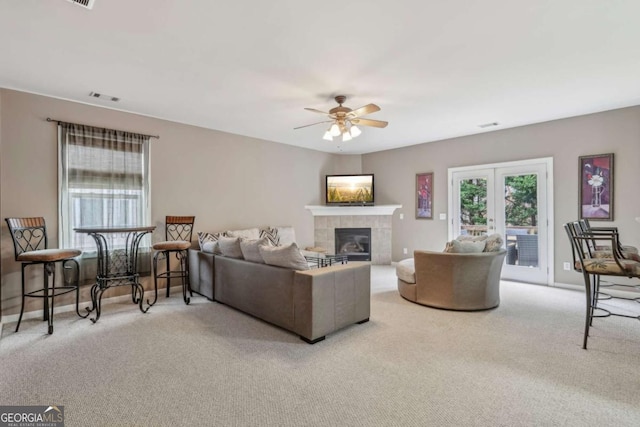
[351,118,388,128]
[304,107,330,115]
[348,103,381,118]
[293,120,332,130]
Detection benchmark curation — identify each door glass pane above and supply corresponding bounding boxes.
[504,174,538,267]
[459,178,488,236]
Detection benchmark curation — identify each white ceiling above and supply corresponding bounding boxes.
[2,1,640,154]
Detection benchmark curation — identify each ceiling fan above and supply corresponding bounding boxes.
[295,95,388,142]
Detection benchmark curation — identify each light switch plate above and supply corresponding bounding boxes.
[439,213,447,220]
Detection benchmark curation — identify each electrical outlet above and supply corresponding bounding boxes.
[399,213,404,220]
[563,262,571,271]
[403,248,408,255]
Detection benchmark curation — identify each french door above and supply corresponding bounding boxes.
[448,158,553,285]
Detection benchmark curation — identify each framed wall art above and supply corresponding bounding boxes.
[579,153,614,221]
[416,172,433,219]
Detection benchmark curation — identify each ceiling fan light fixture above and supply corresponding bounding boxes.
[296,95,387,142]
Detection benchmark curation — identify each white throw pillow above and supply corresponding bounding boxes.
[259,242,309,270]
[202,241,221,255]
[273,226,296,246]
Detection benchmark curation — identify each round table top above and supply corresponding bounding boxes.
[74,225,156,234]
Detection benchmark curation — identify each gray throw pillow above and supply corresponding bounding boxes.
[259,242,309,270]
[451,239,486,253]
[240,237,268,263]
[218,236,243,259]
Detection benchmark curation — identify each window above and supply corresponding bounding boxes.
[58,122,151,252]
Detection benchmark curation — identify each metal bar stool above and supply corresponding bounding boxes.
[149,216,195,306]
[5,217,85,334]
[564,221,640,349]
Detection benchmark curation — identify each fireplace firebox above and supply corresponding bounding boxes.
[335,228,371,261]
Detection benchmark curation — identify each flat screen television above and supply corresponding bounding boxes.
[326,174,374,205]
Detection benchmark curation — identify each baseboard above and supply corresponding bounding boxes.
[0,288,167,325]
[553,281,640,298]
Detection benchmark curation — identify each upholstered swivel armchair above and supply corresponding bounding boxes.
[397,249,507,311]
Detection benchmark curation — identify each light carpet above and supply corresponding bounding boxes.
[1,266,639,427]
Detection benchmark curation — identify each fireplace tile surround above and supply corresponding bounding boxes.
[305,205,401,265]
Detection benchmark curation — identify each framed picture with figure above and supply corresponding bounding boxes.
[416,172,433,219]
[579,153,614,221]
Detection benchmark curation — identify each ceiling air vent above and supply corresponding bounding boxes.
[478,122,499,129]
[65,0,96,10]
[89,92,120,102]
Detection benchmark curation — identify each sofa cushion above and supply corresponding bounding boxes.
[451,239,486,253]
[396,258,416,284]
[197,231,224,253]
[240,237,268,263]
[226,227,261,240]
[218,236,244,259]
[259,242,309,270]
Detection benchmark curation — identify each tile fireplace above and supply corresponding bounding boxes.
[305,205,401,265]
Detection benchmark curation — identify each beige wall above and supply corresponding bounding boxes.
[2,87,639,319]
[363,106,640,286]
[0,89,343,317]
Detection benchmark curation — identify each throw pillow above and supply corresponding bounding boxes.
[240,237,268,263]
[457,234,488,242]
[218,236,244,259]
[443,241,455,253]
[259,242,309,270]
[451,239,486,253]
[273,226,296,246]
[197,231,224,252]
[201,241,221,255]
[484,233,503,252]
[226,227,261,240]
[259,227,280,246]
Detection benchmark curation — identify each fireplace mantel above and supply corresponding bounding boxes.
[305,204,402,216]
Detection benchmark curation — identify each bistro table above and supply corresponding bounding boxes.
[74,225,156,323]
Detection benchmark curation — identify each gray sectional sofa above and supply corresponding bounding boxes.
[188,225,371,343]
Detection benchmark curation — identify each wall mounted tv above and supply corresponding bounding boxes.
[326,174,374,205]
